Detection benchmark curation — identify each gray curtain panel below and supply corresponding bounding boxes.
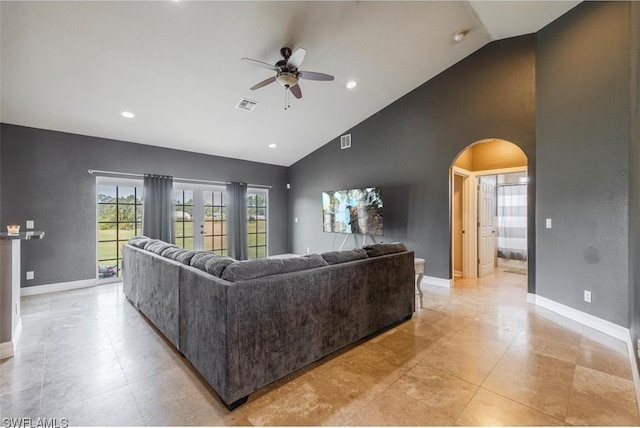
[142,174,175,243]
[227,181,248,260]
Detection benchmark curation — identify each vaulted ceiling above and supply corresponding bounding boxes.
[0,1,580,166]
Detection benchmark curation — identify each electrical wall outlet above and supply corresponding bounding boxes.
[584,290,592,303]
[306,248,310,254]
[26,271,34,280]
[26,220,34,229]
[637,339,640,359]
[546,218,552,229]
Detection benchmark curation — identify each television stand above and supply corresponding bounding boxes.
[338,233,368,250]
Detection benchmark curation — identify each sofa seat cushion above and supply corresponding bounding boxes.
[363,242,408,257]
[128,236,150,248]
[222,254,328,282]
[321,249,368,265]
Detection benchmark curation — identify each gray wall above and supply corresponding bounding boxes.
[629,2,640,370]
[536,2,632,327]
[289,35,536,289]
[0,124,289,287]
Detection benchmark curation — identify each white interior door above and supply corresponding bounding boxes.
[478,176,496,277]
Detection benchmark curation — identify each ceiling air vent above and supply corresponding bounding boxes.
[340,134,351,149]
[236,98,258,112]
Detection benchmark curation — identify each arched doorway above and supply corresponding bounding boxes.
[450,138,528,281]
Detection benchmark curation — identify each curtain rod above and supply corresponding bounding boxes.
[87,169,272,189]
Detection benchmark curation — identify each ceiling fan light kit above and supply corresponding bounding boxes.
[242,46,334,109]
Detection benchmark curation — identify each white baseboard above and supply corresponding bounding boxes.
[21,278,99,296]
[421,276,452,288]
[1,317,22,359]
[0,340,14,359]
[526,293,536,304]
[533,295,629,341]
[626,332,640,416]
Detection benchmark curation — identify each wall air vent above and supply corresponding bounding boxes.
[340,134,351,149]
[236,98,258,112]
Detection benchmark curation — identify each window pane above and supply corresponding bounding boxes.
[118,187,136,204]
[183,237,194,250]
[98,204,117,222]
[98,241,117,261]
[98,260,119,278]
[118,206,136,223]
[98,223,117,242]
[118,225,136,241]
[257,233,266,246]
[256,220,266,234]
[97,186,116,203]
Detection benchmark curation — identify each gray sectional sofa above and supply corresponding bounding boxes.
[122,237,415,409]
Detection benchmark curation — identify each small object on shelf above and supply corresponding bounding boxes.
[6,225,20,235]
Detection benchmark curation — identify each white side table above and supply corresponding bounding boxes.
[414,258,425,308]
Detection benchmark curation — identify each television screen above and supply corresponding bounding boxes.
[322,187,383,235]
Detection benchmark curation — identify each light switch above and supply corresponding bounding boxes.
[26,220,34,229]
[545,218,552,229]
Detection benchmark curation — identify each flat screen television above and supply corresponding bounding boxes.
[322,187,383,235]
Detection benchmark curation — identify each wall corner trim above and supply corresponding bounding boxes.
[421,276,452,288]
[20,278,100,296]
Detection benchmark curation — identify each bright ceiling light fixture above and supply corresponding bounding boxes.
[268,143,277,148]
[453,31,467,42]
[346,81,357,89]
[121,111,135,119]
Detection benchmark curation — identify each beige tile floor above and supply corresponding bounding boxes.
[1,269,639,426]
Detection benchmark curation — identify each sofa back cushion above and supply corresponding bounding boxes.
[222,254,327,282]
[128,236,150,248]
[204,256,235,277]
[163,248,198,265]
[321,249,368,265]
[190,252,218,270]
[363,242,408,257]
[145,240,179,255]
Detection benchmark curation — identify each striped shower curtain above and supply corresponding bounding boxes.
[497,183,527,261]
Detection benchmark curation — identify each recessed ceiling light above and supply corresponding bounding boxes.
[346,81,357,89]
[121,111,135,119]
[268,143,277,149]
[453,31,467,42]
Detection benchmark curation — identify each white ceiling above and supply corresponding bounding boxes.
[0,1,580,167]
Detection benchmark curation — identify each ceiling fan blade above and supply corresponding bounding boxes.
[289,83,302,99]
[298,71,334,81]
[287,47,306,70]
[242,57,278,71]
[250,76,276,90]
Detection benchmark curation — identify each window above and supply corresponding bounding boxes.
[247,189,268,259]
[173,185,228,254]
[173,190,194,250]
[97,179,143,279]
[203,190,227,255]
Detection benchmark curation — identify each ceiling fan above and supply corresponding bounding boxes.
[242,47,334,107]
